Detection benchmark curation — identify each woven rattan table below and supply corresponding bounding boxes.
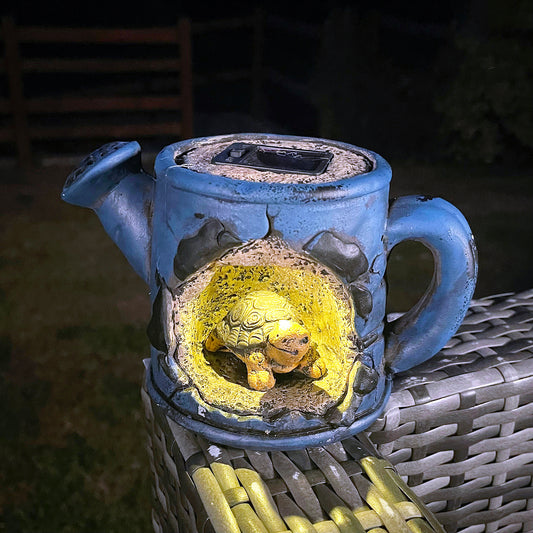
[143,290,533,533]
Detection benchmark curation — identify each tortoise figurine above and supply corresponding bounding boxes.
[204,290,327,391]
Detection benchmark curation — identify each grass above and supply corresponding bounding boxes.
[0,159,531,531]
[0,167,152,532]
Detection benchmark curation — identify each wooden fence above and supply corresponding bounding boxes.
[0,12,442,168]
[0,11,324,168]
[191,10,322,134]
[0,16,193,168]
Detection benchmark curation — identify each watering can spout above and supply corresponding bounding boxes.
[61,141,154,283]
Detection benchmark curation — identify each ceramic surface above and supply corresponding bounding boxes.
[62,133,477,449]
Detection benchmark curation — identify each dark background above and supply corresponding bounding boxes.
[3,0,533,166]
[1,1,532,531]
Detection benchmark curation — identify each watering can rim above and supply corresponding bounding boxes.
[154,133,392,203]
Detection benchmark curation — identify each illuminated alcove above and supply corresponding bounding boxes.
[173,237,362,420]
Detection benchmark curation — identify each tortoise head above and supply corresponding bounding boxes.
[266,320,310,368]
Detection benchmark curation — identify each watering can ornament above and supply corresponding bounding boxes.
[62,134,477,450]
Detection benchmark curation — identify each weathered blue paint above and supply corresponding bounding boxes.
[61,141,153,281]
[384,196,478,373]
[62,133,477,450]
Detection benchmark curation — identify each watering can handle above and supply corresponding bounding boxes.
[384,195,478,373]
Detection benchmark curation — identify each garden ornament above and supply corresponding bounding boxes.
[62,133,478,450]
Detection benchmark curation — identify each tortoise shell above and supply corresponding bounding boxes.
[217,290,296,352]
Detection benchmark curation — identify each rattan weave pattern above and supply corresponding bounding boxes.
[143,387,444,533]
[368,289,533,532]
[143,290,533,533]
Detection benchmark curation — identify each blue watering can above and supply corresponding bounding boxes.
[62,134,477,450]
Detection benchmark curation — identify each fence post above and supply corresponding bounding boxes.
[2,16,32,169]
[178,18,193,139]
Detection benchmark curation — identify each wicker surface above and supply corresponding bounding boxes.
[143,290,533,533]
[369,289,533,532]
[143,389,444,533]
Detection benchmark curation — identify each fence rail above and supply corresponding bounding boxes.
[0,12,319,168]
[0,16,193,168]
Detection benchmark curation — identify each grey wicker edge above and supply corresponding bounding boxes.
[368,289,533,533]
[144,289,533,533]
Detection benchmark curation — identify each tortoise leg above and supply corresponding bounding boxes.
[204,330,224,352]
[245,352,275,391]
[297,347,327,379]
